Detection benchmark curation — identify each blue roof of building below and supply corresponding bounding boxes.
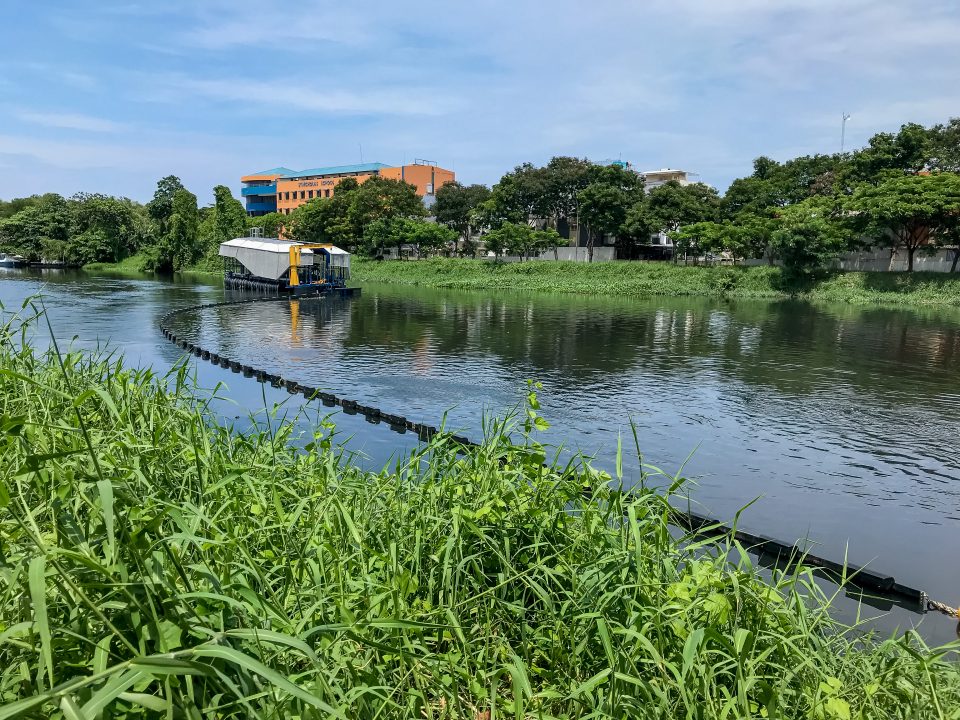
[249,166,296,176]
[281,162,392,179]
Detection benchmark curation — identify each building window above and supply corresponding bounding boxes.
[300,190,306,199]
[324,189,331,198]
[284,192,290,200]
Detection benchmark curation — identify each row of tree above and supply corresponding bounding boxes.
[671,120,960,274]
[279,116,959,272]
[0,177,250,272]
[424,118,960,272]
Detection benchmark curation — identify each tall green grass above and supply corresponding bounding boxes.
[1,301,958,718]
[353,257,960,308]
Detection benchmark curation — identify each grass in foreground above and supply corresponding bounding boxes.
[1,302,958,718]
[353,257,960,308]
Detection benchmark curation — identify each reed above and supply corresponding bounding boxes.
[0,301,958,718]
[352,257,960,308]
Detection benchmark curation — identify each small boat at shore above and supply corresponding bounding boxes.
[0,253,27,268]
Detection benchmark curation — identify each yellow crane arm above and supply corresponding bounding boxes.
[288,244,334,287]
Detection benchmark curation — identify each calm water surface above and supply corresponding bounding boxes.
[3,267,960,642]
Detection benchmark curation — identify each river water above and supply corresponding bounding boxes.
[2,267,959,643]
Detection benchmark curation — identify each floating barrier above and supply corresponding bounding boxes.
[157,294,958,622]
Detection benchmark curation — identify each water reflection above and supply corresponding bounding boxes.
[171,287,960,504]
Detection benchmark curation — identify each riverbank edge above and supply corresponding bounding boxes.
[352,257,960,309]
[82,253,221,279]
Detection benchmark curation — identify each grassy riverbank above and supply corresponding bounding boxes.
[1,304,958,717]
[82,253,147,273]
[83,253,221,278]
[353,257,960,308]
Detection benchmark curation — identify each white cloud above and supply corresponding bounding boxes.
[14,111,128,133]
[145,75,463,117]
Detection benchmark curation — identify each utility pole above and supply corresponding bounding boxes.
[840,113,851,154]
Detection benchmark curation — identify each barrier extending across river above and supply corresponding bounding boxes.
[159,292,958,623]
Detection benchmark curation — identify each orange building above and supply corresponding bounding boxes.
[240,160,455,216]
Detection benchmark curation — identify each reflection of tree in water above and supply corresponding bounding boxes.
[342,285,960,403]
[342,291,663,377]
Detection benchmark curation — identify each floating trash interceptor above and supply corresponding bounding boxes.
[218,236,357,296]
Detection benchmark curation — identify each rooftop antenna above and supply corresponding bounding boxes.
[840,113,851,154]
[359,143,364,163]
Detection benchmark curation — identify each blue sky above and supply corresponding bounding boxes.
[2,0,959,204]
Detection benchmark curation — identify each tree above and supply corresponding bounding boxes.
[433,182,491,253]
[670,222,729,261]
[846,173,960,271]
[143,188,200,273]
[645,181,720,236]
[288,177,423,252]
[483,225,508,261]
[0,196,42,219]
[491,164,548,224]
[194,185,246,261]
[483,223,528,261]
[246,212,285,238]
[347,176,425,241]
[846,123,933,184]
[193,185,246,268]
[770,198,850,278]
[147,175,186,234]
[362,217,402,258]
[578,185,625,262]
[929,117,960,173]
[577,165,644,262]
[945,225,960,273]
[362,217,457,258]
[287,179,360,247]
[408,220,458,258]
[621,201,652,248]
[213,186,246,247]
[289,198,351,247]
[532,228,562,260]
[541,157,594,224]
[722,177,783,218]
[0,194,71,262]
[670,218,773,263]
[70,193,150,263]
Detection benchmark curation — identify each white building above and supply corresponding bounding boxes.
[640,168,695,190]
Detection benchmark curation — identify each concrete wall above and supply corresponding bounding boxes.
[743,248,959,273]
[496,247,616,263]
[835,248,957,273]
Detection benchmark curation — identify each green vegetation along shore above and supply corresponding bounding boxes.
[2,304,959,717]
[353,257,960,308]
[83,252,220,278]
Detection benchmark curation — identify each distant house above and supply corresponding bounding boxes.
[639,168,695,190]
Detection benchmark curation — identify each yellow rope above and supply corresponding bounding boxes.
[927,599,959,618]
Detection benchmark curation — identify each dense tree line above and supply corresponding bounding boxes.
[429,117,960,272]
[673,119,960,274]
[0,176,249,273]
